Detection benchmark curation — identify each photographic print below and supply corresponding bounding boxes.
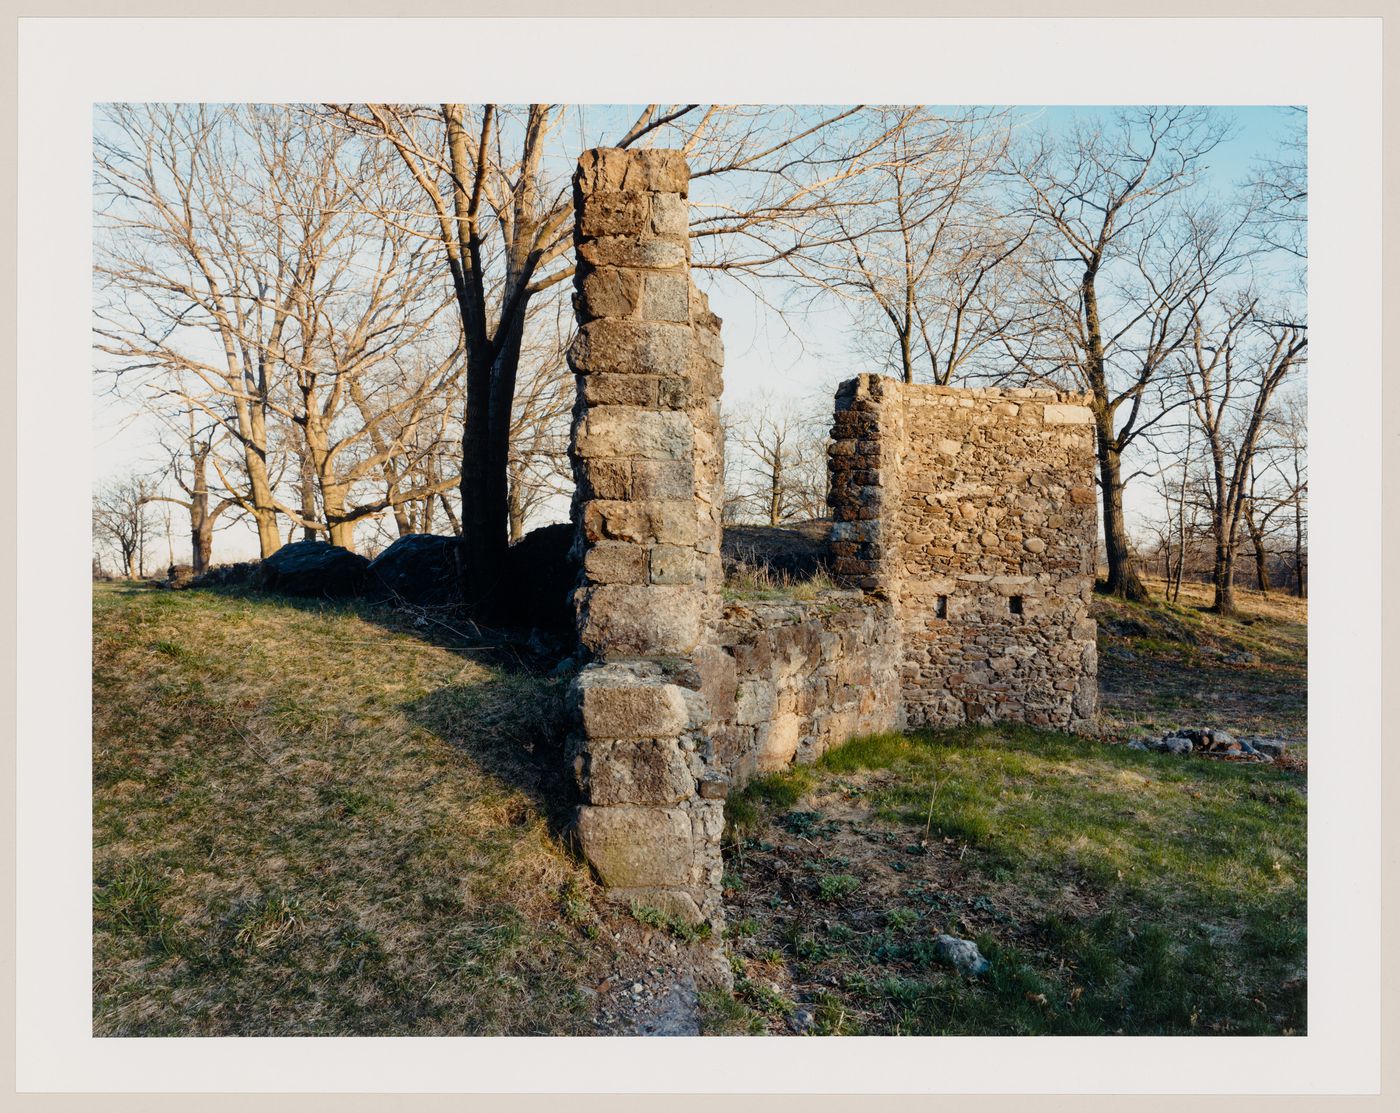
[89,99,1308,1039]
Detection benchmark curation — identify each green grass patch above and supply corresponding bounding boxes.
[92,582,608,1036]
[720,720,1306,1036]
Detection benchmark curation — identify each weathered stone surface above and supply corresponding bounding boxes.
[631,459,695,500]
[828,375,1097,733]
[366,533,459,605]
[576,265,644,319]
[577,674,690,739]
[578,235,688,270]
[587,738,694,805]
[261,540,368,598]
[579,372,659,408]
[649,544,695,585]
[934,934,990,975]
[608,886,703,925]
[575,147,689,195]
[582,499,697,546]
[574,805,693,889]
[583,541,648,585]
[648,192,690,236]
[569,319,692,376]
[577,584,703,658]
[578,191,650,238]
[574,407,693,462]
[640,272,690,322]
[1043,403,1094,425]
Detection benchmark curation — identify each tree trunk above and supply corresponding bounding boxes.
[322,484,355,550]
[899,325,914,385]
[299,453,319,542]
[1094,421,1148,601]
[458,342,501,610]
[194,518,213,574]
[1293,452,1306,598]
[1083,266,1147,603]
[188,449,211,574]
[1294,500,1306,599]
[1213,542,1237,614]
[1209,478,1243,616]
[459,310,526,616]
[507,471,526,542]
[1245,502,1271,593]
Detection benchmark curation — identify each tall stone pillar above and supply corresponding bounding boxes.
[566,148,726,927]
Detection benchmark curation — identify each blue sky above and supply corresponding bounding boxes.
[94,104,1304,559]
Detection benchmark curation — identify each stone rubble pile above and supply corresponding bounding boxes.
[1127,727,1290,762]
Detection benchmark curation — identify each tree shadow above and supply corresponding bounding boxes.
[189,582,583,838]
[193,582,572,676]
[397,679,582,842]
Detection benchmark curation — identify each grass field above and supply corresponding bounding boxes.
[1094,578,1307,749]
[709,581,1307,1036]
[712,723,1306,1036]
[92,582,610,1036]
[93,576,1306,1036]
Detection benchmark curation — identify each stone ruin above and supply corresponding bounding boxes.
[563,147,1098,927]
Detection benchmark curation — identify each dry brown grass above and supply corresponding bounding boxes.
[92,582,610,1036]
[1092,577,1307,748]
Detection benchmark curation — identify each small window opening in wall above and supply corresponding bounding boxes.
[935,595,948,619]
[1009,595,1024,616]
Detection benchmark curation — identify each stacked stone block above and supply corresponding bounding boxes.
[562,151,1099,925]
[827,374,1098,732]
[705,594,904,789]
[828,373,905,591]
[566,148,725,926]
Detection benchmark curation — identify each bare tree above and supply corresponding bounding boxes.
[95,104,465,556]
[724,394,828,526]
[96,105,294,557]
[795,107,1030,385]
[1249,107,1307,261]
[331,103,897,611]
[145,407,241,573]
[1181,291,1307,614]
[1263,394,1308,598]
[93,475,156,579]
[1007,107,1243,601]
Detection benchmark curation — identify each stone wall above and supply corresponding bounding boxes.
[702,594,903,788]
[566,148,726,926]
[828,373,1098,732]
[563,149,1098,926]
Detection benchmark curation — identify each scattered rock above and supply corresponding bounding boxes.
[1246,738,1289,759]
[722,520,832,582]
[1135,733,1194,756]
[1137,727,1276,762]
[189,561,260,589]
[934,933,990,975]
[366,534,460,606]
[260,540,369,598]
[165,564,196,590]
[501,522,578,631]
[789,1007,816,1034]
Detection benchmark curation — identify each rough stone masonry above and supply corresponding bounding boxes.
[565,148,1097,927]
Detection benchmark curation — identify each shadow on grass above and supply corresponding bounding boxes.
[138,580,586,840]
[191,581,572,675]
[398,680,583,842]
